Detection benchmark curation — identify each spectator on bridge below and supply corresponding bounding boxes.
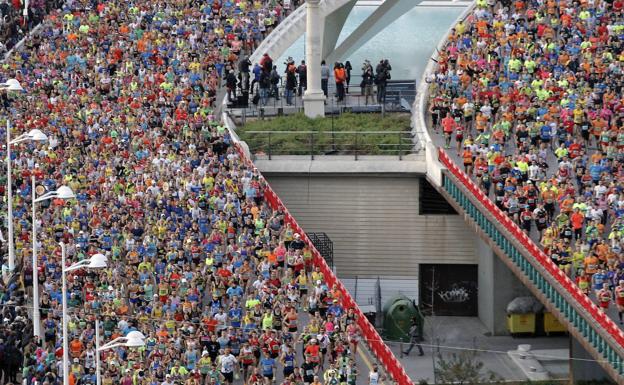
[321,60,330,98]
[344,61,353,95]
[297,60,307,97]
[375,60,391,104]
[361,60,375,105]
[270,65,281,100]
[239,56,252,93]
[226,70,239,103]
[285,63,298,106]
[251,63,262,95]
[334,62,346,103]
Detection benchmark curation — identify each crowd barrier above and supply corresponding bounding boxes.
[438,149,624,346]
[232,139,413,385]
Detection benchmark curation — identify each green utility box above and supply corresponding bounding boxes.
[383,295,423,341]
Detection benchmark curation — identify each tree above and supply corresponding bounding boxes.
[434,349,500,385]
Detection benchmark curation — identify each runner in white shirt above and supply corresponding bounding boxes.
[369,364,385,385]
[219,348,238,384]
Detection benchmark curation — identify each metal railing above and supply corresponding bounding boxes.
[226,83,417,120]
[308,232,334,269]
[439,150,624,381]
[243,130,414,160]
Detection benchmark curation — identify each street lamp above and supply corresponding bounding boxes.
[61,242,107,385]
[0,79,24,91]
[3,77,38,272]
[95,327,145,385]
[6,128,48,272]
[31,181,73,339]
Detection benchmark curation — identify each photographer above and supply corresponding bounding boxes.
[361,60,375,105]
[375,59,392,104]
[270,65,281,100]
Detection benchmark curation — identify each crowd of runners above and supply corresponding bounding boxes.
[429,0,624,319]
[0,0,392,384]
[0,0,64,55]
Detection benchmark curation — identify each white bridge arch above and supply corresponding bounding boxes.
[250,0,470,65]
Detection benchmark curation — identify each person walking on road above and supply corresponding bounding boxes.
[402,316,424,356]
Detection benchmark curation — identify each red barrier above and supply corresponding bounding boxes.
[233,142,414,385]
[438,149,624,347]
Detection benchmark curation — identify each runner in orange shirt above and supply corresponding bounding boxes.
[441,113,456,149]
[584,253,600,276]
[462,147,474,174]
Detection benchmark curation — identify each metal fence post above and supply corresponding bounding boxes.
[355,132,359,161]
[398,132,403,160]
[310,132,314,160]
[268,132,272,160]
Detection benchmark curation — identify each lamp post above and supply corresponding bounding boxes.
[2,78,36,272]
[61,242,107,385]
[31,182,73,339]
[6,128,47,272]
[95,328,145,385]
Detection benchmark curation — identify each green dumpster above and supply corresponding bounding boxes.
[383,295,423,341]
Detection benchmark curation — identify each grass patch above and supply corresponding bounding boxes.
[237,112,412,156]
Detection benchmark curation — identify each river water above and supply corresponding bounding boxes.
[276,4,465,82]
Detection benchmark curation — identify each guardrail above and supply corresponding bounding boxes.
[438,148,624,380]
[229,136,414,385]
[411,2,476,151]
[225,85,416,117]
[243,130,413,159]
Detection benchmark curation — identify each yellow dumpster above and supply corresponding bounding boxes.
[544,312,566,334]
[507,313,536,334]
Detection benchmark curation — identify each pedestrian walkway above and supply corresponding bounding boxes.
[392,317,569,383]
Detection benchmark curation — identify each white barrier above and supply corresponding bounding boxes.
[410,1,476,185]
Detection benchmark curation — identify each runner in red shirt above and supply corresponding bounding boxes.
[598,283,612,310]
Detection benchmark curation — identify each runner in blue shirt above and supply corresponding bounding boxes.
[260,352,276,381]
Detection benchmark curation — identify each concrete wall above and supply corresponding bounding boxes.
[265,174,478,279]
[477,237,531,335]
[264,172,529,335]
[570,337,613,383]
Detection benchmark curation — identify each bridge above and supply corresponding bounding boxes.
[413,3,624,384]
[223,0,624,384]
